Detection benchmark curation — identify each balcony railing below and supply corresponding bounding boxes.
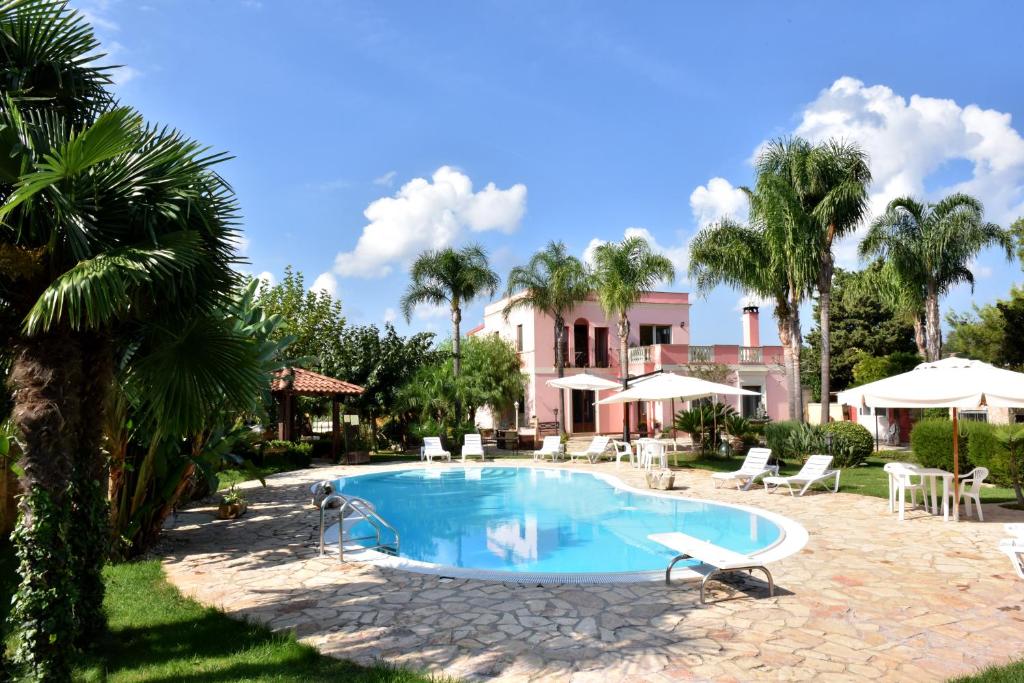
[688,345,713,363]
[739,346,763,364]
[628,346,652,363]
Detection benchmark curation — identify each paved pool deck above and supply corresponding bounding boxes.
[161,459,1024,682]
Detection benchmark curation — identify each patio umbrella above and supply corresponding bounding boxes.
[836,356,1024,520]
[546,373,620,434]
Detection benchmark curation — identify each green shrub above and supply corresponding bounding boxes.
[910,419,962,471]
[261,440,313,469]
[823,421,874,468]
[763,421,801,461]
[909,418,1005,482]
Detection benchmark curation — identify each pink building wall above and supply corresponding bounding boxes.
[471,293,790,435]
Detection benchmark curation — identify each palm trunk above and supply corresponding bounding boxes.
[776,314,796,421]
[913,316,927,359]
[554,315,566,434]
[618,315,630,441]
[818,253,834,425]
[8,332,80,682]
[69,333,112,644]
[789,290,805,423]
[451,303,462,422]
[925,282,941,362]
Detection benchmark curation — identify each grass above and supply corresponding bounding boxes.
[953,661,1024,682]
[678,453,1023,503]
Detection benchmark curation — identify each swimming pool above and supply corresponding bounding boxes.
[324,466,805,582]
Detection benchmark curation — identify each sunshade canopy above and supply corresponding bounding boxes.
[836,357,1024,409]
[598,372,759,405]
[546,373,621,391]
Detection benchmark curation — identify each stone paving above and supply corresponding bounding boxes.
[161,459,1024,681]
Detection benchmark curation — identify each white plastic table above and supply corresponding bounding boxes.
[889,463,955,521]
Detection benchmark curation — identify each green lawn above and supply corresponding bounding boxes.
[953,661,1024,682]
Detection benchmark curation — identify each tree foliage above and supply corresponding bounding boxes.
[851,351,921,387]
[946,286,1024,370]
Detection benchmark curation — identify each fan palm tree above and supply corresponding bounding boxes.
[400,244,499,420]
[502,241,592,432]
[860,194,1011,361]
[1,3,249,675]
[757,137,872,424]
[590,236,675,439]
[689,216,807,422]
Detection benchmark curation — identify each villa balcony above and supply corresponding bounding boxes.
[627,343,782,371]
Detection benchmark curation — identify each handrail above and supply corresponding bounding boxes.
[318,493,400,562]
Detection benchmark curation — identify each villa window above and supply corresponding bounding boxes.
[639,324,671,346]
[515,324,523,352]
[741,386,762,417]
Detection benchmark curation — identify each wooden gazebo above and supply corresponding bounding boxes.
[271,367,365,460]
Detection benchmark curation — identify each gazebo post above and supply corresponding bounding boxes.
[952,407,960,522]
[331,396,340,462]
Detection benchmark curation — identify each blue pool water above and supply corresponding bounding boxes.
[333,467,782,575]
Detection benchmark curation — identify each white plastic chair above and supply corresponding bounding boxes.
[611,440,633,467]
[884,462,930,520]
[763,455,840,496]
[711,448,778,490]
[569,436,612,463]
[638,439,667,471]
[421,436,451,462]
[461,433,485,462]
[533,435,563,462]
[948,467,989,520]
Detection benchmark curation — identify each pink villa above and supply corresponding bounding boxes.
[468,291,790,438]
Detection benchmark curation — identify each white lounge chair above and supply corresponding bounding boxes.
[649,531,775,604]
[421,436,451,463]
[1001,539,1024,580]
[533,435,562,462]
[569,436,611,463]
[946,466,989,520]
[711,448,777,490]
[461,433,485,462]
[763,454,840,496]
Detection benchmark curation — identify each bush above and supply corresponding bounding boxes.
[261,440,313,469]
[909,418,1009,483]
[763,421,801,462]
[823,421,874,468]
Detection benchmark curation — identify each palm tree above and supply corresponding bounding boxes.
[861,194,1011,361]
[689,216,807,422]
[757,137,872,424]
[590,236,675,439]
[502,241,592,432]
[400,245,499,419]
[1,3,245,675]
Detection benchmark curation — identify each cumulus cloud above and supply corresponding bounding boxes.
[309,272,338,297]
[582,227,687,283]
[254,271,275,291]
[791,77,1024,263]
[334,166,527,278]
[689,177,749,227]
[735,293,775,312]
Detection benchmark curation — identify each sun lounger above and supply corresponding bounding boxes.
[461,433,485,462]
[421,436,451,462]
[533,435,563,462]
[569,436,611,463]
[1001,538,1024,580]
[711,448,777,490]
[763,454,840,496]
[648,531,775,604]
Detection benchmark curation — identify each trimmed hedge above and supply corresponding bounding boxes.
[910,419,1011,486]
[261,440,313,469]
[823,421,874,468]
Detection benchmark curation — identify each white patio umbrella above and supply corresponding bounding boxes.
[546,373,620,434]
[836,356,1024,520]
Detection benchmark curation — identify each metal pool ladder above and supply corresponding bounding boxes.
[318,494,400,562]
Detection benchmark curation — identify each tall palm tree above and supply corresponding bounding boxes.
[400,245,499,419]
[757,137,872,424]
[689,216,806,422]
[590,236,675,439]
[502,241,592,432]
[1,3,246,675]
[861,194,1011,361]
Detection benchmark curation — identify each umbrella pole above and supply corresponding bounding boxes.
[952,407,960,522]
[671,397,677,467]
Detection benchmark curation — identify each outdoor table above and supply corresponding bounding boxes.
[888,462,955,522]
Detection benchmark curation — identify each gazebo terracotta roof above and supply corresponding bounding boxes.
[271,367,364,396]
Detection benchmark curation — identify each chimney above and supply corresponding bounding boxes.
[742,306,760,347]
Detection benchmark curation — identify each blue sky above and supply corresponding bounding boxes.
[79,1,1024,345]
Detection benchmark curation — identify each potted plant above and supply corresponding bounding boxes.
[217,486,248,520]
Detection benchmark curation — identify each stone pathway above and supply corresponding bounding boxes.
[161,459,1024,681]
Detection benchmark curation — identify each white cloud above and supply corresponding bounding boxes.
[735,293,775,312]
[255,271,275,290]
[414,303,449,320]
[791,77,1024,264]
[582,227,687,283]
[383,307,397,323]
[230,233,250,256]
[374,170,397,187]
[334,166,527,278]
[689,177,749,227]
[309,272,338,297]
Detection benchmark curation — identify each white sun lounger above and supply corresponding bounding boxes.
[421,436,451,462]
[1001,524,1024,580]
[461,433,485,462]
[763,454,840,496]
[569,436,611,464]
[711,448,777,490]
[533,435,563,462]
[648,531,775,604]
